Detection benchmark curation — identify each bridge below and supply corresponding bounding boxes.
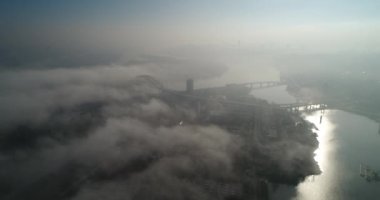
[226,81,285,90]
[278,103,328,112]
[180,79,328,113]
[225,81,328,113]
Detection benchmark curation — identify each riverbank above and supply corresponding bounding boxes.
[168,84,322,199]
[283,73,380,123]
[295,110,380,200]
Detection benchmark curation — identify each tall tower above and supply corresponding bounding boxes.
[186,79,194,93]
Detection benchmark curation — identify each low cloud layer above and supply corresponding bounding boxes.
[0,64,242,200]
[0,59,319,200]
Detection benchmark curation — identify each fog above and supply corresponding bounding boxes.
[1,1,380,199]
[2,1,380,76]
[0,62,319,199]
[0,66,238,199]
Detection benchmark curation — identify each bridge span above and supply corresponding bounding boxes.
[226,81,285,90]
[278,103,328,112]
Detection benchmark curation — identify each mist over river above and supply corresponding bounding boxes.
[251,85,380,200]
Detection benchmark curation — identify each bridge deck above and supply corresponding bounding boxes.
[279,103,327,112]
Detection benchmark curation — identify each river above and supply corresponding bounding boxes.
[251,86,380,200]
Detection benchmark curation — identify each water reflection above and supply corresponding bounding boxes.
[249,86,380,199]
[308,113,333,173]
[295,111,337,200]
[294,110,380,200]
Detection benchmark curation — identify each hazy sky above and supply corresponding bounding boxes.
[2,0,380,24]
[1,0,380,68]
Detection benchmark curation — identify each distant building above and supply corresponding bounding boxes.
[186,79,194,93]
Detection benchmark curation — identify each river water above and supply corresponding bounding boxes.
[251,86,380,200]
